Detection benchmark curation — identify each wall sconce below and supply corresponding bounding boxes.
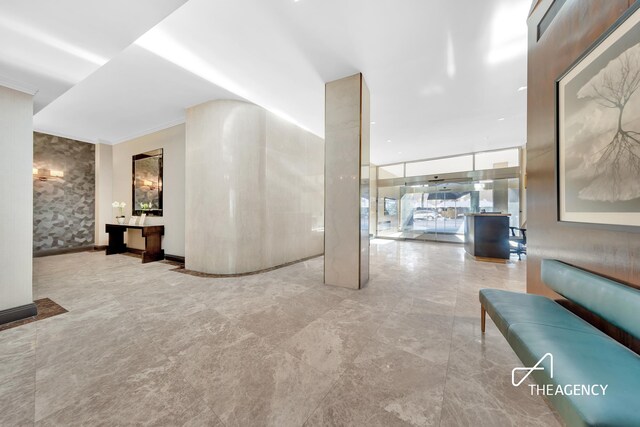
[33,168,64,181]
[137,178,157,190]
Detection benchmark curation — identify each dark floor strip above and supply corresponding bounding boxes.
[0,298,68,332]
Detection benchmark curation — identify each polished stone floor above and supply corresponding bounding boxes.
[0,240,560,426]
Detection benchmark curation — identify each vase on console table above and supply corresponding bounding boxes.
[112,201,127,225]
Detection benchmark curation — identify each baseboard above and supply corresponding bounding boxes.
[0,302,37,326]
[174,253,323,278]
[33,245,96,258]
[165,254,185,263]
[93,245,107,251]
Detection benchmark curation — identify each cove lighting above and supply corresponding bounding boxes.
[135,29,313,134]
[136,29,250,100]
[486,1,528,64]
[0,15,108,66]
[446,32,456,78]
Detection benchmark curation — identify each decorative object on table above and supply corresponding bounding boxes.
[112,201,126,224]
[133,148,163,216]
[139,213,147,226]
[129,216,139,226]
[558,5,640,227]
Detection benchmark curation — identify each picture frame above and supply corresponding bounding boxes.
[129,216,139,226]
[384,197,397,216]
[557,3,640,227]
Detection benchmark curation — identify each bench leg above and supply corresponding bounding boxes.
[481,305,486,333]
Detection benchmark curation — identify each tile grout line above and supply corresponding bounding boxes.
[33,319,39,425]
[435,277,464,427]
[299,371,345,427]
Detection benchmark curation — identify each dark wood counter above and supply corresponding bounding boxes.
[105,224,164,263]
[464,214,510,261]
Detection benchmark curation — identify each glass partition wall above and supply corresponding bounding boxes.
[377,179,519,242]
[376,147,522,243]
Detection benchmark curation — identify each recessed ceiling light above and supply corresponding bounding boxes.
[498,117,505,121]
[398,151,402,154]
[518,86,527,91]
[371,121,376,125]
[387,139,392,143]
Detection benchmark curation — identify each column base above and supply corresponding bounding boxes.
[0,302,37,325]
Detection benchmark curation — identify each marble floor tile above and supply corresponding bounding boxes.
[234,302,313,348]
[277,287,347,324]
[331,340,448,426]
[285,299,390,377]
[36,352,203,426]
[0,240,558,426]
[375,311,454,365]
[177,332,335,426]
[0,323,36,427]
[304,383,413,427]
[438,317,560,427]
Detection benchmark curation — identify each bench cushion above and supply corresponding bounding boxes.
[508,322,640,427]
[542,259,640,340]
[479,289,601,338]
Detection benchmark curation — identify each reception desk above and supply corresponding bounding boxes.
[464,214,510,261]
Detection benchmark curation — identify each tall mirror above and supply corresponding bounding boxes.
[132,148,163,216]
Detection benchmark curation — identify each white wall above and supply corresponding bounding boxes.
[94,143,113,246]
[111,124,185,257]
[0,85,33,311]
[185,100,324,274]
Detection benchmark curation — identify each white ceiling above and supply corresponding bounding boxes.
[1,0,530,164]
[0,0,188,112]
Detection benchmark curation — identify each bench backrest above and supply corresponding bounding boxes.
[541,259,640,339]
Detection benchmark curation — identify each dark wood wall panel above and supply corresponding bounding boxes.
[526,0,638,298]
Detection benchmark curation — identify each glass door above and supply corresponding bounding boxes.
[377,178,520,243]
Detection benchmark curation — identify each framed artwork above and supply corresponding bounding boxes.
[384,197,397,216]
[558,4,640,227]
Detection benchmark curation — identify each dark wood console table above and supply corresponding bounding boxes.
[105,224,165,263]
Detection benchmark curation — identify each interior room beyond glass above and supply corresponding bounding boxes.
[377,178,520,243]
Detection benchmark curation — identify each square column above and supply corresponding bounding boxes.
[0,85,36,324]
[324,73,370,289]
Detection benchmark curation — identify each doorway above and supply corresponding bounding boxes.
[376,178,520,243]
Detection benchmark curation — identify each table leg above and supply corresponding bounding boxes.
[106,229,127,255]
[142,231,164,263]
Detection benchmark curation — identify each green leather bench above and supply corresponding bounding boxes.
[479,259,640,427]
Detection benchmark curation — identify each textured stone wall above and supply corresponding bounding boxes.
[33,133,95,254]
